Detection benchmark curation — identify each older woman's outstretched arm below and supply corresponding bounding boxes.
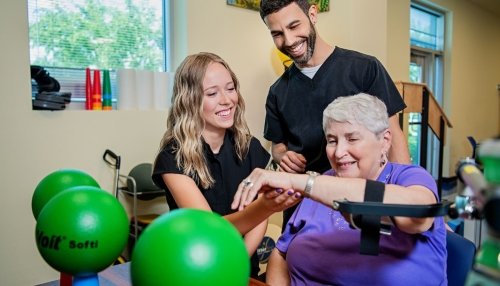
[232,168,437,234]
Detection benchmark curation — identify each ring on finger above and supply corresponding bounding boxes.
[242,178,253,188]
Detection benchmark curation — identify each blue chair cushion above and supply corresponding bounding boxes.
[446,231,476,286]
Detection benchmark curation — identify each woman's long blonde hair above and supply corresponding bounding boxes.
[157,52,252,189]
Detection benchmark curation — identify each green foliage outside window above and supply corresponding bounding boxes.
[29,0,164,71]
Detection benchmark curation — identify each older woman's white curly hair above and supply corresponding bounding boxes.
[322,93,389,137]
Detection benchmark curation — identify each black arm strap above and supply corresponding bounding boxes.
[364,180,385,201]
[359,180,385,255]
[334,180,452,256]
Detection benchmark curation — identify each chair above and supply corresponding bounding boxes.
[121,163,164,241]
[103,150,166,261]
[447,218,465,236]
[446,231,476,286]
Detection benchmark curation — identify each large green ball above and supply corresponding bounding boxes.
[131,209,250,286]
[32,169,100,220]
[35,186,129,276]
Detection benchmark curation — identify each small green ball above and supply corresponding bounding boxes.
[131,209,250,286]
[32,169,100,220]
[35,186,129,276]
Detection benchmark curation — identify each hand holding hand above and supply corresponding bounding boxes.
[231,168,296,211]
[257,188,302,212]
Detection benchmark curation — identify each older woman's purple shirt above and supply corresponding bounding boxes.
[276,162,447,286]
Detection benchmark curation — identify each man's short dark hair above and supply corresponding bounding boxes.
[259,0,311,21]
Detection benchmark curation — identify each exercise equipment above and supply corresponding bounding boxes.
[32,168,101,285]
[130,208,250,286]
[35,186,129,284]
[451,138,500,285]
[31,65,72,110]
[31,65,60,93]
[333,198,451,255]
[32,168,100,220]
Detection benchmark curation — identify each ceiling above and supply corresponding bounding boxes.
[468,0,500,17]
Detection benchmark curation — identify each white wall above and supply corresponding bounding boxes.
[1,0,498,285]
[430,0,500,170]
[175,0,411,142]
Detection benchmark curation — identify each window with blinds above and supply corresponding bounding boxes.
[410,5,444,50]
[408,2,446,178]
[28,0,169,109]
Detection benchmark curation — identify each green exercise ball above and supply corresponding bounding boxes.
[35,186,129,276]
[131,208,250,286]
[32,169,100,220]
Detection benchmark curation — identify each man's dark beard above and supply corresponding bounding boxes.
[282,22,316,66]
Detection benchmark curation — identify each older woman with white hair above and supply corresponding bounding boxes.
[232,93,447,286]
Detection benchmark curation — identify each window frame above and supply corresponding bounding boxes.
[28,0,172,110]
[408,2,446,178]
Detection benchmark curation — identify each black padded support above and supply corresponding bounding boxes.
[364,180,385,202]
[335,201,450,217]
[359,180,385,255]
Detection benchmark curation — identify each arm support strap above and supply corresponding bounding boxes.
[358,180,385,255]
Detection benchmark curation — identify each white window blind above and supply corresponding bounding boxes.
[28,0,168,108]
[410,5,444,51]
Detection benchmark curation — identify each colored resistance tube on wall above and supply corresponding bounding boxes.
[102,70,112,110]
[92,70,102,110]
[85,68,93,110]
